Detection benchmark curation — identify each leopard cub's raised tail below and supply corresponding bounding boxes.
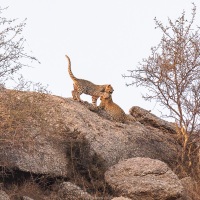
[65,55,77,82]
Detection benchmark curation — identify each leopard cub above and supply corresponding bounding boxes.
[66,55,114,106]
[99,92,127,123]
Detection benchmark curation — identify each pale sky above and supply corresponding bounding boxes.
[1,0,200,118]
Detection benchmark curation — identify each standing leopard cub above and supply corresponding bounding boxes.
[66,55,114,106]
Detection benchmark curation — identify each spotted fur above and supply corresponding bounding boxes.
[99,92,127,123]
[66,55,114,106]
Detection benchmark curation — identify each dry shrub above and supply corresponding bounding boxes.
[175,125,200,178]
[1,168,61,200]
[174,125,200,199]
[181,177,200,200]
[0,87,59,199]
[0,89,50,148]
[65,130,112,198]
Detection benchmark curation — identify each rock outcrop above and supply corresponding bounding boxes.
[0,90,70,177]
[0,89,180,175]
[112,197,132,200]
[0,89,199,199]
[58,182,94,200]
[0,190,10,200]
[22,196,34,200]
[129,106,176,133]
[105,157,184,200]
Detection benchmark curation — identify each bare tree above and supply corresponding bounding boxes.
[124,3,200,135]
[0,7,38,84]
[123,4,200,175]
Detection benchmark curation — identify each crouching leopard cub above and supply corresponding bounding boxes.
[98,92,126,123]
[66,55,114,106]
[99,92,136,123]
